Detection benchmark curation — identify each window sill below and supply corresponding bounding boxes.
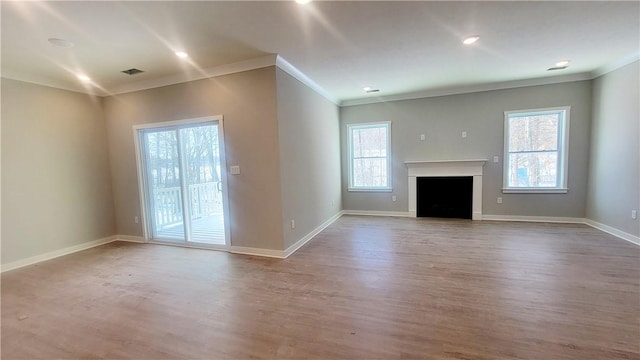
[502,188,568,194]
[348,188,393,193]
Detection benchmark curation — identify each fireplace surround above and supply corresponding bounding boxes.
[405,160,487,220]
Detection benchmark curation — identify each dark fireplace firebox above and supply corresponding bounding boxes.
[416,176,473,219]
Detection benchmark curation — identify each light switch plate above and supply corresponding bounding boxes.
[230,165,240,175]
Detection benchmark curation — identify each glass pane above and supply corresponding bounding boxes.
[508,152,558,187]
[145,130,185,241]
[181,125,225,245]
[352,126,387,158]
[353,158,388,187]
[509,113,559,152]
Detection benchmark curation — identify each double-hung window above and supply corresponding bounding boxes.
[348,122,391,191]
[503,107,570,193]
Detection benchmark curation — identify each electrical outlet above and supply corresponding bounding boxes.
[134,216,139,224]
[462,131,467,138]
[291,220,295,229]
[230,165,240,175]
[493,156,499,163]
[497,197,503,204]
[420,134,425,141]
[392,195,397,202]
[632,210,637,220]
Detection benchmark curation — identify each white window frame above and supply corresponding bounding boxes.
[503,106,570,194]
[347,121,392,192]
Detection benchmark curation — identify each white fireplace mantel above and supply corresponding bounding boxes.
[405,160,487,220]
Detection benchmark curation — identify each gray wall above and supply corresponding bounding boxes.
[340,81,593,217]
[275,68,341,249]
[103,67,286,250]
[1,78,116,264]
[587,61,640,237]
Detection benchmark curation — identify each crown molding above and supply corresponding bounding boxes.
[591,51,640,78]
[2,54,340,106]
[109,54,278,95]
[275,55,340,105]
[0,72,105,96]
[340,72,593,107]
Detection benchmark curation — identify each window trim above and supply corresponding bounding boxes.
[347,121,392,192]
[502,106,570,194]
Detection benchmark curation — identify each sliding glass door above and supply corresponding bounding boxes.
[135,117,229,247]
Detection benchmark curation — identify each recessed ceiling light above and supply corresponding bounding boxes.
[363,86,372,92]
[462,35,480,45]
[48,38,74,48]
[296,0,312,4]
[364,87,380,93]
[175,51,189,58]
[76,74,91,82]
[555,60,570,67]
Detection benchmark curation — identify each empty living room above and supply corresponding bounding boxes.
[1,1,639,359]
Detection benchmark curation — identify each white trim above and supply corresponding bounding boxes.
[132,125,150,241]
[110,55,278,96]
[592,52,640,78]
[132,115,230,246]
[275,55,339,105]
[347,121,392,191]
[342,210,411,217]
[284,211,343,257]
[340,72,593,107]
[503,106,570,192]
[502,188,568,194]
[584,219,640,246]
[230,211,345,258]
[132,116,222,131]
[229,246,286,259]
[347,188,393,193]
[114,235,146,243]
[1,236,118,273]
[482,215,585,223]
[405,160,486,220]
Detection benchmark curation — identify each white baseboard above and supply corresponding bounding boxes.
[482,215,586,223]
[584,219,640,246]
[483,214,639,246]
[1,235,118,273]
[229,211,345,259]
[229,246,286,259]
[115,235,146,243]
[284,211,343,257]
[342,210,411,217]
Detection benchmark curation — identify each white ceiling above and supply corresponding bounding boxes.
[2,1,639,105]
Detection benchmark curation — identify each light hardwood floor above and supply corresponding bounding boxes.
[2,216,639,359]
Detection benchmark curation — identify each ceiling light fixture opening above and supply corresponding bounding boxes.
[462,35,480,45]
[175,51,189,58]
[555,60,570,67]
[48,38,74,48]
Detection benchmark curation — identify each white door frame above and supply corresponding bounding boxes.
[132,115,231,250]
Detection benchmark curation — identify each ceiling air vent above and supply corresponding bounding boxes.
[121,68,144,75]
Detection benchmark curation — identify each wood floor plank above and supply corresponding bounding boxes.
[2,216,638,359]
